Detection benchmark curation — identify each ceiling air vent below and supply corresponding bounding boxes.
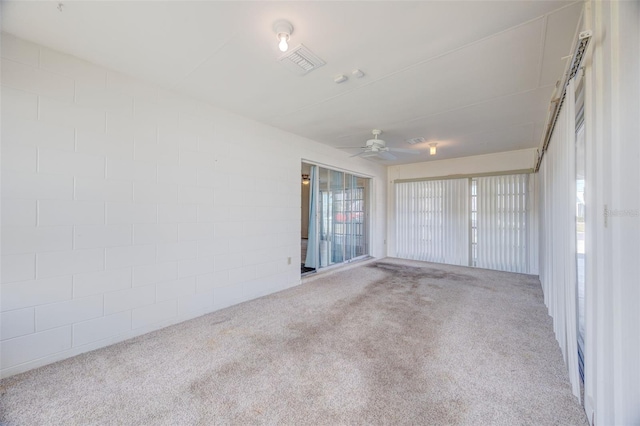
[406,137,427,145]
[278,44,325,76]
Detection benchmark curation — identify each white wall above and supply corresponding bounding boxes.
[0,34,387,378]
[581,1,640,424]
[388,148,536,181]
[386,149,537,262]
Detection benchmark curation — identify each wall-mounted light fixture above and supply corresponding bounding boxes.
[429,143,438,156]
[302,174,310,185]
[274,20,294,52]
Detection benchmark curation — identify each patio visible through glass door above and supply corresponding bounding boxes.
[314,166,369,269]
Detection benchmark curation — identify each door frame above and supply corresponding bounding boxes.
[301,160,373,271]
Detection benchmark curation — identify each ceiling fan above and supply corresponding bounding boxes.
[342,129,420,161]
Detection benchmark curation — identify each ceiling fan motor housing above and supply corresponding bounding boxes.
[365,129,386,149]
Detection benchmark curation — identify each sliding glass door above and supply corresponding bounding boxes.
[315,166,369,268]
[346,175,368,260]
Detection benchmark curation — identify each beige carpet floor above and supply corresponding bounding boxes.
[0,258,588,425]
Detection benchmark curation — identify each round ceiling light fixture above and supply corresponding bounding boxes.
[273,20,294,52]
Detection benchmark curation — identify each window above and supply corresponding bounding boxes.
[395,173,531,273]
[395,178,469,266]
[471,179,478,267]
[475,174,529,273]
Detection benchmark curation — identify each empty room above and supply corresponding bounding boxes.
[1,1,638,425]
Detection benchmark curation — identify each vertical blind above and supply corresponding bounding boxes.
[395,175,532,273]
[538,78,580,400]
[476,174,530,273]
[395,178,469,266]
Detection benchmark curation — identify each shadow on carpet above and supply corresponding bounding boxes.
[0,258,588,425]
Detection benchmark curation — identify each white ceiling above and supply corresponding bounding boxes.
[2,1,583,165]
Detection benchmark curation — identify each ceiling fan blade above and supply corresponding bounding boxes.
[361,151,379,158]
[388,147,420,155]
[349,151,367,158]
[337,146,364,150]
[377,151,397,160]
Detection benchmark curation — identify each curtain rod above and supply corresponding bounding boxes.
[393,168,534,184]
[534,30,592,172]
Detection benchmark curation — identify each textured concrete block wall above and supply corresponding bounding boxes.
[0,34,387,377]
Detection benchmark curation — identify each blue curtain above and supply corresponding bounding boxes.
[304,166,317,268]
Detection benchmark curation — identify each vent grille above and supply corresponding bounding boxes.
[406,137,426,145]
[278,44,325,76]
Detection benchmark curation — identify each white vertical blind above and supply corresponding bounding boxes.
[475,174,530,273]
[396,176,533,273]
[538,78,581,399]
[582,2,640,423]
[395,179,469,266]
